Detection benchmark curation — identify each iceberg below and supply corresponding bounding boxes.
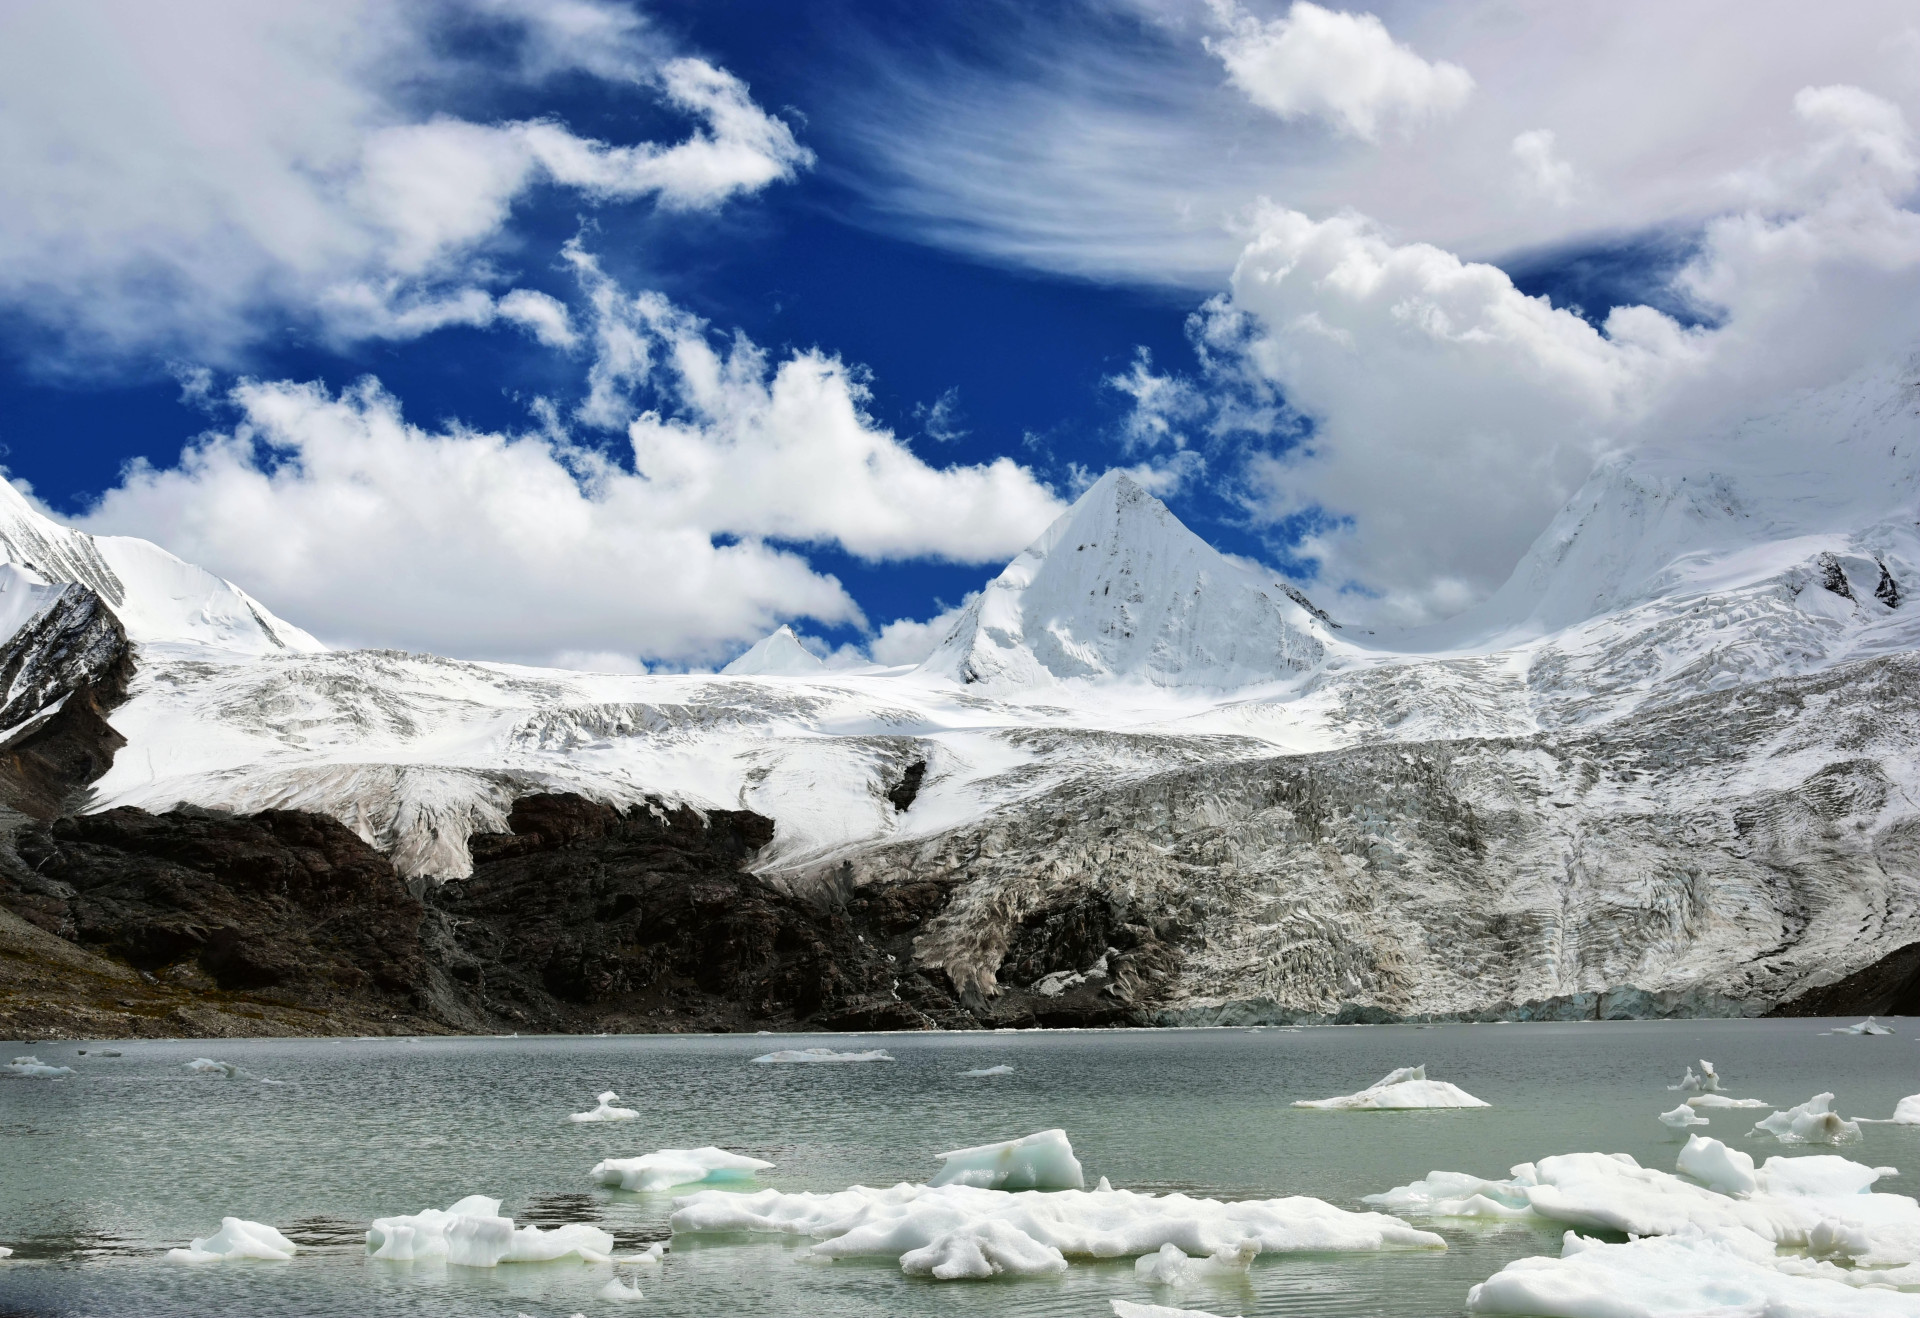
[591,1147,774,1193]
[596,1277,645,1302]
[183,1058,248,1079]
[366,1194,613,1265]
[1676,1134,1758,1196]
[1134,1240,1258,1285]
[928,1129,1084,1190]
[1830,1017,1894,1036]
[0,1246,13,1258]
[1113,1301,1240,1318]
[569,1091,639,1123]
[6,1055,74,1079]
[1889,1095,1920,1125]
[1687,1093,1772,1109]
[1293,1065,1489,1110]
[670,1180,1444,1280]
[165,1218,298,1263]
[750,1047,894,1064]
[1751,1094,1862,1145]
[958,1065,1014,1077]
[1667,1060,1724,1093]
[1659,1104,1709,1129]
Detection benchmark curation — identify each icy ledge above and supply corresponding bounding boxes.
[1293,1065,1489,1110]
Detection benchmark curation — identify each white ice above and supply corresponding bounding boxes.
[568,1091,639,1123]
[6,1056,74,1078]
[928,1129,1084,1191]
[1751,1093,1862,1145]
[591,1147,774,1193]
[1687,1093,1772,1110]
[1830,1018,1894,1036]
[1293,1065,1490,1110]
[165,1218,298,1263]
[0,1246,13,1258]
[1113,1301,1241,1318]
[1659,1104,1709,1129]
[183,1058,247,1078]
[1134,1240,1258,1285]
[1467,1227,1920,1317]
[596,1277,645,1303]
[366,1194,614,1266]
[750,1047,893,1064]
[1668,1060,1724,1093]
[1889,1095,1920,1125]
[958,1065,1014,1077]
[670,1180,1443,1280]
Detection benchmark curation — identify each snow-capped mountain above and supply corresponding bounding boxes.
[4,355,1919,1023]
[920,469,1337,688]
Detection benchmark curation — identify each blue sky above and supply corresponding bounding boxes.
[2,1,1916,667]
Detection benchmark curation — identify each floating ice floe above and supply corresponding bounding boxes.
[929,1129,1084,1190]
[1113,1301,1239,1318]
[1371,1134,1920,1301]
[591,1147,774,1193]
[1292,1065,1489,1110]
[569,1091,639,1123]
[1889,1095,1920,1125]
[596,1277,644,1303]
[183,1058,249,1079]
[366,1194,613,1265]
[1659,1104,1709,1129]
[0,1246,13,1259]
[750,1047,893,1064]
[166,1218,298,1263]
[1687,1093,1772,1110]
[670,1179,1443,1280]
[1751,1093,1862,1145]
[1830,1017,1894,1036]
[1668,1060,1724,1093]
[959,1065,1014,1077]
[6,1055,74,1079]
[1134,1239,1257,1285]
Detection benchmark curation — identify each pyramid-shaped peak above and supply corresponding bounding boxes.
[722,624,827,676]
[918,469,1337,689]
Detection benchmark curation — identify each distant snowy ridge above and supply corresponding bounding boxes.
[722,625,827,676]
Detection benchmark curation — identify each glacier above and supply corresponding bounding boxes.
[1,354,1918,1024]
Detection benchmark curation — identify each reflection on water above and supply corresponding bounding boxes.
[0,1019,1915,1316]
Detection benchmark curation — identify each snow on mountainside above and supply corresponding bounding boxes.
[0,479,322,658]
[15,354,1920,1020]
[722,625,827,676]
[920,470,1338,689]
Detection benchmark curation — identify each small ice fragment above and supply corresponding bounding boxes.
[0,1246,13,1259]
[959,1065,1013,1077]
[165,1218,298,1263]
[899,1219,1069,1278]
[1293,1065,1489,1110]
[591,1147,774,1192]
[1659,1104,1708,1129]
[1096,1177,1114,1192]
[569,1091,638,1123]
[928,1128,1084,1190]
[1750,1093,1861,1145]
[1685,1093,1771,1110]
[183,1058,246,1079]
[1665,1059,1723,1093]
[1830,1017,1894,1035]
[613,1242,667,1267]
[1889,1094,1920,1125]
[1134,1240,1258,1285]
[6,1056,75,1079]
[751,1047,893,1064]
[1112,1301,1240,1318]
[1675,1135,1756,1195]
[1362,1170,1535,1219]
[367,1195,613,1266]
[596,1277,644,1302]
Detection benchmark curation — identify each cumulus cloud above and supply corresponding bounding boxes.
[868,596,980,666]
[1202,84,1920,622]
[1204,0,1474,140]
[77,272,1065,665]
[1511,129,1580,206]
[0,2,807,369]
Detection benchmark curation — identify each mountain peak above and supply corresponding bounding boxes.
[721,624,827,676]
[918,470,1335,689]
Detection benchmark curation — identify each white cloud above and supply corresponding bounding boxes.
[0,3,806,369]
[869,596,980,666]
[76,271,1066,665]
[1208,84,1920,623]
[1204,0,1473,141]
[1511,129,1579,206]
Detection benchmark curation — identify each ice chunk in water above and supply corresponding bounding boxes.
[1363,1169,1537,1219]
[1293,1065,1489,1110]
[6,1056,74,1079]
[900,1218,1069,1278]
[366,1195,612,1265]
[1667,1060,1724,1093]
[1890,1095,1920,1125]
[1134,1240,1258,1285]
[1660,1104,1709,1129]
[1687,1093,1771,1110]
[0,1246,14,1258]
[165,1218,298,1263]
[592,1147,773,1192]
[1676,1136,1757,1196]
[751,1047,893,1064]
[959,1065,1013,1077]
[929,1129,1084,1190]
[183,1058,247,1079]
[1113,1301,1241,1318]
[1829,1017,1893,1036]
[1751,1094,1861,1145]
[569,1091,638,1123]
[596,1277,644,1302]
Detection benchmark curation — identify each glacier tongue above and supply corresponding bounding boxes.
[918,470,1337,690]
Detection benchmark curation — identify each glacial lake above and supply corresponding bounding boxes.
[2,1020,1917,1318]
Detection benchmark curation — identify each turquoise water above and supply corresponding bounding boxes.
[2,1019,1917,1317]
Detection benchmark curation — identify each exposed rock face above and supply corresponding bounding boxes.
[0,584,133,818]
